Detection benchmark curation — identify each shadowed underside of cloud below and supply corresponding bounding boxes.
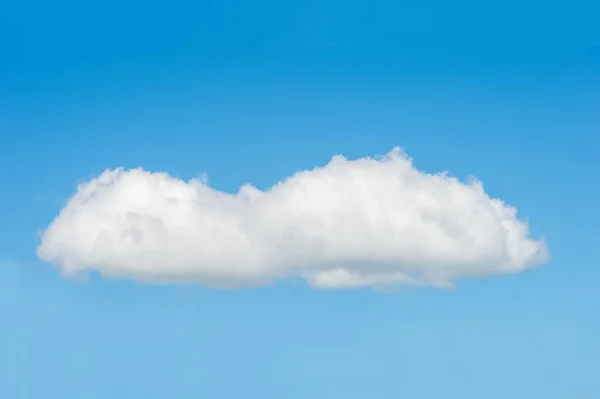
[37,148,549,290]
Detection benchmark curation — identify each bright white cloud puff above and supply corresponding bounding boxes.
[37,148,548,290]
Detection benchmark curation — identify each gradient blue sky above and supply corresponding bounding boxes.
[1,0,599,397]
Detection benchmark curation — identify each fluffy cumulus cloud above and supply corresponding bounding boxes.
[37,148,548,290]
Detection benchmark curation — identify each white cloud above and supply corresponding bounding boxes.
[37,148,548,290]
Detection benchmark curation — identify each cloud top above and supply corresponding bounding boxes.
[37,148,548,290]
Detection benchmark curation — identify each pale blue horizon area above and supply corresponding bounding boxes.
[1,0,599,397]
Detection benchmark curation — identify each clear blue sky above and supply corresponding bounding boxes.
[1,0,599,397]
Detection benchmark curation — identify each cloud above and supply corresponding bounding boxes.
[37,148,548,290]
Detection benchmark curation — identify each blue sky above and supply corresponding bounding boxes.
[1,0,599,397]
